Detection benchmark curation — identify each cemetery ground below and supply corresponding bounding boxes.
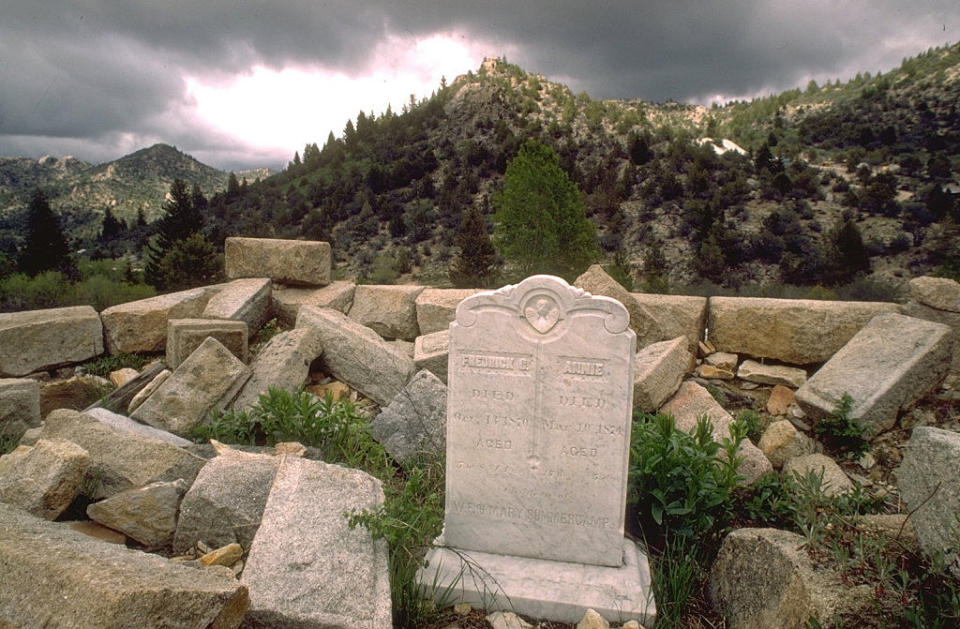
[1,242,960,628]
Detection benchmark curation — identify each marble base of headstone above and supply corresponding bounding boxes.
[418,536,656,626]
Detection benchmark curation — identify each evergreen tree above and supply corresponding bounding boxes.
[226,172,240,197]
[826,218,871,284]
[449,206,499,287]
[144,178,214,290]
[99,207,123,241]
[18,189,72,277]
[493,140,599,280]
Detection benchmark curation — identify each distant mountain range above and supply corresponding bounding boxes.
[0,143,269,241]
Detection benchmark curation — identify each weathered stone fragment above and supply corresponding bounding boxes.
[241,456,391,629]
[704,352,738,371]
[574,264,663,346]
[0,378,40,436]
[370,370,446,464]
[174,448,280,554]
[87,361,165,415]
[202,277,272,333]
[201,542,244,567]
[737,360,807,388]
[0,439,88,519]
[232,327,323,410]
[40,409,205,499]
[632,292,708,353]
[132,337,251,436]
[296,306,415,406]
[271,281,356,327]
[127,367,170,414]
[0,306,103,376]
[898,426,960,577]
[758,420,815,469]
[68,520,127,545]
[766,385,797,416]
[87,479,187,548]
[348,284,425,341]
[109,368,139,388]
[0,504,249,628]
[83,407,192,447]
[413,330,450,382]
[910,276,960,313]
[633,336,692,412]
[783,454,854,497]
[708,297,900,364]
[415,288,482,335]
[40,374,112,416]
[697,364,735,380]
[166,318,249,369]
[660,381,772,484]
[225,236,331,286]
[796,313,953,435]
[709,528,872,628]
[100,285,220,354]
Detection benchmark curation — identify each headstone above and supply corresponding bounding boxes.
[420,275,655,625]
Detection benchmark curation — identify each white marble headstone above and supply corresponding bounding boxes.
[443,275,636,567]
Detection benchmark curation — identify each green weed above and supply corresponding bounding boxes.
[79,352,152,378]
[814,393,870,459]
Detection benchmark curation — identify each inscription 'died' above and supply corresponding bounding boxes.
[443,275,635,567]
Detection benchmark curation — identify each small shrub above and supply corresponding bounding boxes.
[79,353,152,378]
[735,409,765,444]
[814,393,870,459]
[0,431,22,456]
[628,412,744,542]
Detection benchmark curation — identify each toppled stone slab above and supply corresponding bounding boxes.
[709,528,872,628]
[0,306,103,376]
[783,454,854,497]
[87,479,187,548]
[41,409,206,499]
[910,276,960,313]
[132,337,251,436]
[241,456,391,629]
[0,378,40,436]
[296,306,415,406]
[413,330,450,382]
[738,360,807,388]
[348,284,425,341]
[100,285,220,354]
[633,337,692,412]
[166,318,249,369]
[708,297,900,365]
[271,281,356,327]
[83,407,192,447]
[202,277,272,333]
[0,504,249,628]
[370,370,446,464]
[574,264,663,347]
[415,288,482,335]
[225,236,331,286]
[902,301,960,372]
[632,292,708,353]
[898,426,960,577]
[758,419,815,469]
[232,327,323,410]
[796,313,953,436]
[0,439,88,520]
[660,381,772,484]
[697,364,735,380]
[174,447,280,554]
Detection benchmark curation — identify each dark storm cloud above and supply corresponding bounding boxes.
[1,1,958,169]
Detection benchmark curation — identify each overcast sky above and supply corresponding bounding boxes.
[1,1,958,172]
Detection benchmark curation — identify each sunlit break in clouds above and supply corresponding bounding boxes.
[186,33,489,168]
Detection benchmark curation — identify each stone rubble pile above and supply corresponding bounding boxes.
[0,239,957,628]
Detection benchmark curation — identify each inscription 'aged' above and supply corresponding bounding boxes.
[443,275,635,567]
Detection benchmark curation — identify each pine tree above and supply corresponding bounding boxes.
[18,189,72,276]
[449,206,499,287]
[99,207,124,241]
[144,178,214,290]
[493,140,599,280]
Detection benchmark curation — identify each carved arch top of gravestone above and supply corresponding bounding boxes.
[444,274,636,567]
